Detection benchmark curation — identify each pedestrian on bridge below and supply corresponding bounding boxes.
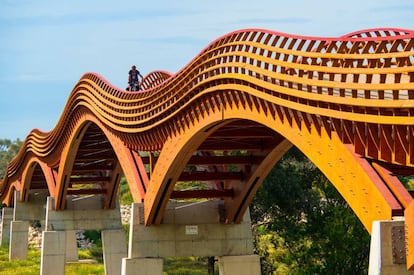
[127,65,143,91]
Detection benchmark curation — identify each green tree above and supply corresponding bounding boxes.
[251,147,370,274]
[0,138,23,179]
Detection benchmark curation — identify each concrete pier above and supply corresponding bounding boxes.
[368,219,413,274]
[122,201,261,275]
[122,257,163,275]
[7,191,48,260]
[102,229,128,275]
[65,230,79,262]
[40,231,66,275]
[0,207,13,246]
[9,220,29,260]
[41,195,127,275]
[218,255,261,275]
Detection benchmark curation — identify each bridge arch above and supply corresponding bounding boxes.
[2,183,17,207]
[19,158,54,203]
[145,92,401,232]
[54,114,149,210]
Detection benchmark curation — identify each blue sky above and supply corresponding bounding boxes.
[1,0,414,140]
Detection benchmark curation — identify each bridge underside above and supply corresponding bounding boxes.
[3,99,414,235]
[142,100,414,235]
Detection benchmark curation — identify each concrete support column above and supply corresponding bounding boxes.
[9,220,29,260]
[123,201,261,274]
[368,219,413,275]
[127,202,255,258]
[65,230,78,262]
[122,258,163,275]
[0,207,13,246]
[42,196,125,274]
[14,191,47,222]
[102,229,128,275]
[218,255,261,275]
[40,231,66,275]
[45,196,122,231]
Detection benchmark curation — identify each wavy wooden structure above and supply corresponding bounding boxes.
[1,27,414,268]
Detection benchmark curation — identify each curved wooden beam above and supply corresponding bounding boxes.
[0,28,412,238]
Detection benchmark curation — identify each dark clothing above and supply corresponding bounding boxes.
[127,67,143,91]
[129,69,141,83]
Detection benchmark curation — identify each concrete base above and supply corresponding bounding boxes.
[14,191,48,221]
[9,221,29,260]
[128,201,254,258]
[0,207,13,246]
[45,196,122,231]
[102,229,128,275]
[122,257,163,275]
[40,196,126,275]
[65,230,78,262]
[218,255,261,275]
[40,231,66,275]
[3,191,48,260]
[123,201,261,274]
[368,219,414,274]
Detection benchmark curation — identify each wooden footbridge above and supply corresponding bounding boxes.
[1,28,414,274]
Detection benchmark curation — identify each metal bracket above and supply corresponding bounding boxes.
[391,226,406,264]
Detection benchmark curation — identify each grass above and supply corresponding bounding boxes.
[66,262,104,274]
[164,257,218,275]
[0,246,104,275]
[0,246,218,275]
[0,246,40,275]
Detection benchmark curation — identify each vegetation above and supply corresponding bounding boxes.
[82,230,104,263]
[119,177,133,205]
[251,148,370,274]
[164,257,217,275]
[0,138,23,179]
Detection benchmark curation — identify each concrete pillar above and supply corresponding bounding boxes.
[123,201,261,273]
[218,255,261,275]
[9,220,29,260]
[102,229,127,275]
[45,196,122,231]
[368,219,413,275]
[42,195,126,273]
[65,230,78,262]
[14,191,47,221]
[127,202,254,258]
[122,257,163,275]
[0,207,13,246]
[40,231,66,275]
